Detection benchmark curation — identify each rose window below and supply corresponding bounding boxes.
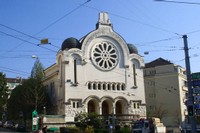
[91,42,118,71]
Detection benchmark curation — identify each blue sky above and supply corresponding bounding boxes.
[1,0,200,78]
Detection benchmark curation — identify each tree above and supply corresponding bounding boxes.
[31,58,44,81]
[23,78,48,111]
[75,112,102,131]
[7,84,27,119]
[147,104,168,120]
[7,59,51,120]
[7,78,50,120]
[0,72,9,114]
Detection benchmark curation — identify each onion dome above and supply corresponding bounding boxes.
[61,37,81,50]
[127,43,138,54]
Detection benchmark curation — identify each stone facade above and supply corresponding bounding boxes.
[43,12,146,122]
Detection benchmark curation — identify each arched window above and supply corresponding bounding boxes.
[117,84,120,91]
[98,83,101,90]
[112,84,115,90]
[108,84,111,90]
[103,83,106,90]
[132,59,140,69]
[88,82,91,90]
[132,59,140,87]
[121,84,125,90]
[93,83,97,90]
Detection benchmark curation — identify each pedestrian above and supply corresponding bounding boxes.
[42,126,47,133]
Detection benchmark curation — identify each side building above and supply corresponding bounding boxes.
[6,77,24,97]
[144,58,188,131]
[43,12,147,123]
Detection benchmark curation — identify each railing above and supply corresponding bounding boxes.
[98,114,140,123]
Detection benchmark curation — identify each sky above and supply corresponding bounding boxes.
[1,0,200,78]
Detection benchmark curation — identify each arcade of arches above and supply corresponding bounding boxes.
[85,96,128,115]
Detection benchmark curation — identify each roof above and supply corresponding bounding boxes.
[127,43,138,54]
[145,58,172,68]
[6,78,26,83]
[61,37,81,50]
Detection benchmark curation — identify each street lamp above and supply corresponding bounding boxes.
[43,106,46,115]
[31,55,38,59]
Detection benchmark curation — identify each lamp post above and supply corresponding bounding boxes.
[43,106,46,115]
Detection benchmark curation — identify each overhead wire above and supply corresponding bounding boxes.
[35,0,91,35]
[136,36,181,47]
[0,23,60,49]
[0,69,30,77]
[0,68,30,77]
[0,0,91,57]
[0,30,57,53]
[0,1,92,78]
[154,0,200,5]
[3,0,200,79]
[83,4,181,36]
[121,0,169,30]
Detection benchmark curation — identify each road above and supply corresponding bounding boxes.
[0,127,31,133]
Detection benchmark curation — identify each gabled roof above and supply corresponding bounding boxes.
[145,58,172,68]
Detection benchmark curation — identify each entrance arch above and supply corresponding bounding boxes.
[116,101,122,114]
[102,101,109,115]
[87,99,99,114]
[88,100,96,113]
[114,97,128,114]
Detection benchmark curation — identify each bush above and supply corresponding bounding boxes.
[85,125,94,133]
[120,126,130,133]
[60,126,81,133]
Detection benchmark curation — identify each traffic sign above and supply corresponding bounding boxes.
[33,118,37,125]
[194,104,200,109]
[193,87,200,94]
[192,80,200,87]
[191,72,200,80]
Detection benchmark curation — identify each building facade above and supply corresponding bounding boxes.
[144,58,188,130]
[6,77,24,97]
[43,12,146,122]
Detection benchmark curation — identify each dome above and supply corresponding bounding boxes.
[127,43,138,54]
[61,37,80,50]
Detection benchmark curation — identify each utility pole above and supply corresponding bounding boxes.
[183,35,197,133]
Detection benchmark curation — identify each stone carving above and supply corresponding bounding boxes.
[65,105,86,117]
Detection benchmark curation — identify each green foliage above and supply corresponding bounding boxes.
[7,78,51,119]
[0,72,9,114]
[7,59,52,120]
[75,112,103,131]
[85,125,94,133]
[120,126,130,133]
[75,112,88,130]
[23,78,48,111]
[67,126,81,133]
[31,58,44,81]
[7,84,27,119]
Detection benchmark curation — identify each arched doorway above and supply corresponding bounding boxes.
[88,100,96,113]
[102,101,109,115]
[116,101,122,114]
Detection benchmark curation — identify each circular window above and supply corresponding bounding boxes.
[91,42,118,71]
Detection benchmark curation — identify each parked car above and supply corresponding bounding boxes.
[0,121,3,127]
[15,123,26,132]
[3,121,13,129]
